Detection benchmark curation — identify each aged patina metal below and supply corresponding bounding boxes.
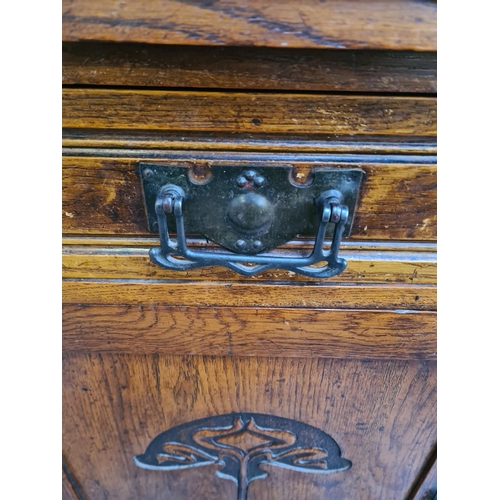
[139,163,364,277]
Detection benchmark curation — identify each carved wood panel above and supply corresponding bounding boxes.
[62,353,436,500]
[135,413,351,500]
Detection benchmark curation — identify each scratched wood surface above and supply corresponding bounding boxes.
[63,89,436,137]
[62,354,436,500]
[62,304,436,360]
[62,0,437,51]
[63,43,437,93]
[62,156,437,240]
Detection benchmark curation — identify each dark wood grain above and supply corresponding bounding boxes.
[62,245,437,285]
[62,156,437,240]
[63,130,437,155]
[62,0,437,51]
[63,43,437,93]
[62,353,437,500]
[63,89,437,137]
[62,304,436,360]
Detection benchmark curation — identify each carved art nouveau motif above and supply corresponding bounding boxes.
[134,413,351,500]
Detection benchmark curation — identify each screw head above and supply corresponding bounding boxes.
[251,240,263,252]
[254,176,265,187]
[143,168,154,178]
[235,239,247,251]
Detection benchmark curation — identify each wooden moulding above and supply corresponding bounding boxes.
[62,0,437,51]
[63,354,436,499]
[62,280,435,310]
[62,304,436,360]
[63,43,437,93]
[62,155,437,240]
[62,245,437,285]
[62,236,437,252]
[62,130,438,155]
[63,89,436,137]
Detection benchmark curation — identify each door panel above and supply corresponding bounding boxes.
[62,353,436,500]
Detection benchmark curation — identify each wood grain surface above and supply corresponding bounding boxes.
[62,304,436,360]
[62,353,437,500]
[62,245,437,285]
[63,279,436,310]
[63,43,437,93]
[62,0,437,51]
[62,156,437,240]
[63,89,437,137]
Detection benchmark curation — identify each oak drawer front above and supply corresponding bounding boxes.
[62,152,436,242]
[63,353,436,500]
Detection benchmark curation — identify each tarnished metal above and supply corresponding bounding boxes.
[140,163,364,277]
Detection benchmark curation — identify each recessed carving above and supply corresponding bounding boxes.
[134,413,351,500]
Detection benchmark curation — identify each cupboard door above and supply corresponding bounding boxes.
[63,353,436,500]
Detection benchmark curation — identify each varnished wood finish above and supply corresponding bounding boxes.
[62,305,436,360]
[62,156,437,240]
[63,89,436,137]
[63,43,437,93]
[62,9,437,497]
[63,280,436,310]
[63,130,437,154]
[62,0,437,51]
[62,245,437,284]
[62,354,437,500]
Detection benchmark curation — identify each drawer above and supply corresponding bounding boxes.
[62,152,436,241]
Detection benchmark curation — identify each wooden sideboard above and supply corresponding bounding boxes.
[62,2,437,499]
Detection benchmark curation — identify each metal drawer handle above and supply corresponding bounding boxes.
[141,164,364,278]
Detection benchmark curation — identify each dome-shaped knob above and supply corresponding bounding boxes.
[227,193,274,232]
